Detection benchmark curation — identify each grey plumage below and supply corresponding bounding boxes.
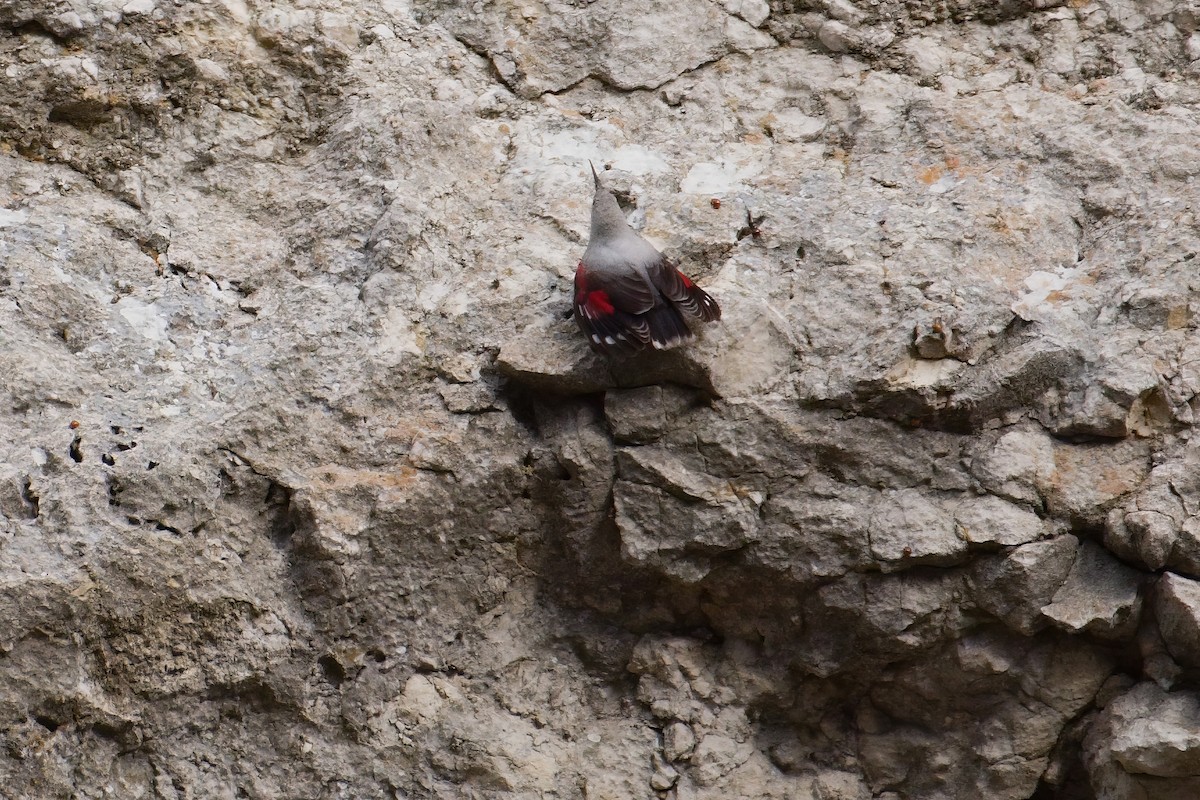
[573,164,721,355]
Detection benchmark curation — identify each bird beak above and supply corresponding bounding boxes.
[589,160,601,188]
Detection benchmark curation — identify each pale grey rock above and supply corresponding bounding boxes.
[1107,508,1181,571]
[629,635,722,724]
[664,720,697,762]
[1085,682,1200,799]
[428,0,773,97]
[4,0,1200,796]
[496,331,614,395]
[721,0,770,28]
[697,292,803,398]
[868,488,966,569]
[650,752,680,790]
[1105,458,1200,574]
[953,493,1047,548]
[691,731,755,786]
[605,385,674,443]
[818,19,854,52]
[970,535,1079,635]
[1039,438,1153,526]
[757,483,876,582]
[813,769,871,800]
[614,446,763,583]
[498,323,718,395]
[1156,572,1200,668]
[970,425,1055,507]
[1041,540,1144,640]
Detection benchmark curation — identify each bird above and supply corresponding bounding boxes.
[573,163,721,356]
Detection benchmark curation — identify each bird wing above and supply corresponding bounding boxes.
[580,265,657,315]
[647,258,722,322]
[573,264,653,355]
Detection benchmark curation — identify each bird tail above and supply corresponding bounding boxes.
[642,303,695,350]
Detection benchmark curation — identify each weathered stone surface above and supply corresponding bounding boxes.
[1085,682,1200,799]
[953,493,1047,549]
[868,488,966,569]
[859,630,1112,800]
[970,426,1056,508]
[664,720,698,762]
[614,446,763,582]
[429,0,774,97]
[1041,540,1144,641]
[5,0,1200,796]
[604,384,699,444]
[1156,572,1200,669]
[970,535,1080,636]
[1105,456,1200,574]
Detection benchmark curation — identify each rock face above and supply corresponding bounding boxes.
[3,0,1200,798]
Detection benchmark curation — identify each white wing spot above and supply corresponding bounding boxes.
[591,335,602,344]
[604,336,616,345]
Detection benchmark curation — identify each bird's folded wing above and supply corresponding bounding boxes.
[583,268,657,315]
[648,259,722,322]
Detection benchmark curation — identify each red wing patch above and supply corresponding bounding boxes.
[572,261,715,356]
[584,290,614,316]
[573,264,647,355]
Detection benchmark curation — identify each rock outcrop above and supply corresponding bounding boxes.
[3,0,1200,797]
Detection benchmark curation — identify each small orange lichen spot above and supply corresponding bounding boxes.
[69,420,80,429]
[918,165,943,185]
[497,123,511,135]
[1168,306,1190,330]
[710,198,721,209]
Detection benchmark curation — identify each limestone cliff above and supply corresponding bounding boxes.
[2,0,1200,797]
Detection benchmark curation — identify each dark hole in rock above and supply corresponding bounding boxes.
[34,715,59,732]
[318,654,346,686]
[48,99,114,129]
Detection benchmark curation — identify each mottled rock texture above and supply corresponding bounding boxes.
[3,0,1200,798]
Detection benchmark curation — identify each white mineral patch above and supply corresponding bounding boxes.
[0,208,29,227]
[122,0,155,16]
[1011,268,1080,322]
[116,297,169,340]
[374,307,423,359]
[607,145,671,175]
[680,154,763,194]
